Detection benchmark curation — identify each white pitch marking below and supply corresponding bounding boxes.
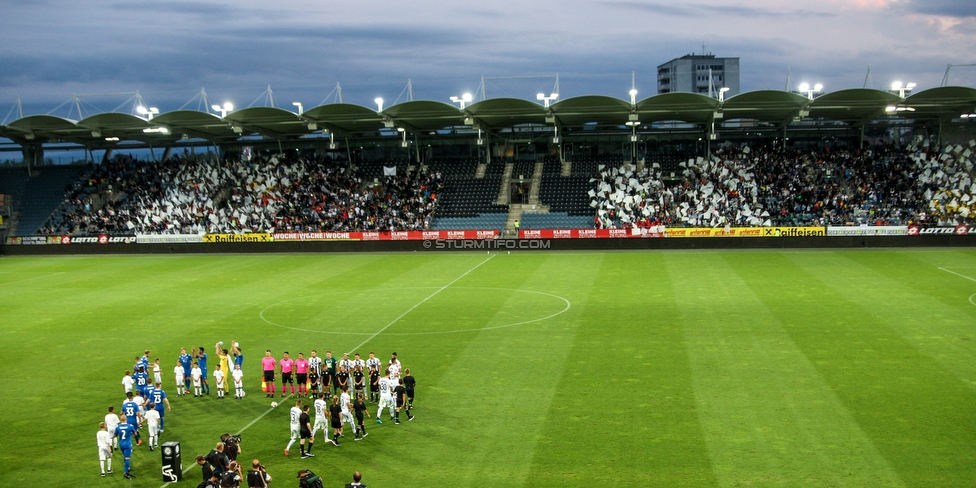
[0,271,65,287]
[938,267,976,283]
[345,254,495,354]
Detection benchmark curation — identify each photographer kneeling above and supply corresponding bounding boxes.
[247,459,272,488]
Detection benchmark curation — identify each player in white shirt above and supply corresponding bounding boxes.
[132,392,146,418]
[308,350,323,376]
[311,392,329,446]
[232,364,245,399]
[144,404,161,450]
[105,406,120,450]
[352,353,366,375]
[339,353,354,378]
[153,358,162,384]
[284,400,302,456]
[97,422,114,477]
[214,368,226,399]
[388,352,402,380]
[191,362,203,397]
[173,360,185,397]
[339,387,357,436]
[375,370,396,423]
[122,371,135,395]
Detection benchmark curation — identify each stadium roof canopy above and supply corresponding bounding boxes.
[1,87,974,149]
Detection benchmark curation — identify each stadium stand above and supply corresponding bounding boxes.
[26,139,976,236]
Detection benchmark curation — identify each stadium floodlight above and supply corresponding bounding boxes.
[136,106,159,120]
[450,93,473,109]
[211,102,233,118]
[891,81,916,98]
[719,87,731,102]
[375,98,384,112]
[536,92,558,107]
[799,83,822,100]
[629,89,638,105]
[292,102,303,115]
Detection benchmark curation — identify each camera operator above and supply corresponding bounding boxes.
[221,433,242,461]
[220,461,243,488]
[247,459,272,488]
[206,442,230,475]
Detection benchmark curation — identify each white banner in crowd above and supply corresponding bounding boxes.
[136,234,206,244]
[383,166,397,176]
[826,226,908,237]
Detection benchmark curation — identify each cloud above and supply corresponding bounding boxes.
[602,1,835,19]
[900,0,976,18]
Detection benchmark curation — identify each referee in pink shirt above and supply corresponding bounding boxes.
[262,350,277,398]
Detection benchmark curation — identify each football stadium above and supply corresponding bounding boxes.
[3,9,976,481]
[2,80,976,488]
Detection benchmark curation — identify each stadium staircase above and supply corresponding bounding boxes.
[428,157,508,232]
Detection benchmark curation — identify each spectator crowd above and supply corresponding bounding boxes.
[590,140,976,229]
[39,152,442,236]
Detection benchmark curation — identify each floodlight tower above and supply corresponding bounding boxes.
[375,98,384,112]
[450,93,472,109]
[211,102,234,118]
[292,102,304,115]
[136,106,159,120]
[798,83,823,100]
[536,92,558,107]
[890,81,916,98]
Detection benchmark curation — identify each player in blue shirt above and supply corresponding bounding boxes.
[179,348,192,391]
[232,341,244,369]
[115,415,138,479]
[121,392,143,446]
[150,382,172,431]
[140,350,151,372]
[195,347,211,395]
[134,367,150,396]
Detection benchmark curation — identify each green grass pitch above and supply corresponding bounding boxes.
[2,249,976,487]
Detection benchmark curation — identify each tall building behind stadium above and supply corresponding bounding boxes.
[657,53,740,98]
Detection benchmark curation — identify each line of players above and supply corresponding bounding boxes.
[99,343,241,479]
[100,350,175,479]
[260,349,406,404]
[285,366,416,458]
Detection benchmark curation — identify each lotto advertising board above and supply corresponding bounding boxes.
[906,225,969,236]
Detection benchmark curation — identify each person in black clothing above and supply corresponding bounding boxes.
[308,368,319,397]
[335,366,349,394]
[299,405,314,458]
[368,366,380,403]
[196,455,214,483]
[402,368,416,408]
[329,396,343,447]
[353,393,370,440]
[246,459,271,488]
[353,367,365,399]
[393,379,413,424]
[206,442,230,475]
[321,366,333,400]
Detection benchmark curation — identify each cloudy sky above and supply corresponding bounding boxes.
[2,0,975,119]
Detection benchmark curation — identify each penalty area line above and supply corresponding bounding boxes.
[345,254,496,354]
